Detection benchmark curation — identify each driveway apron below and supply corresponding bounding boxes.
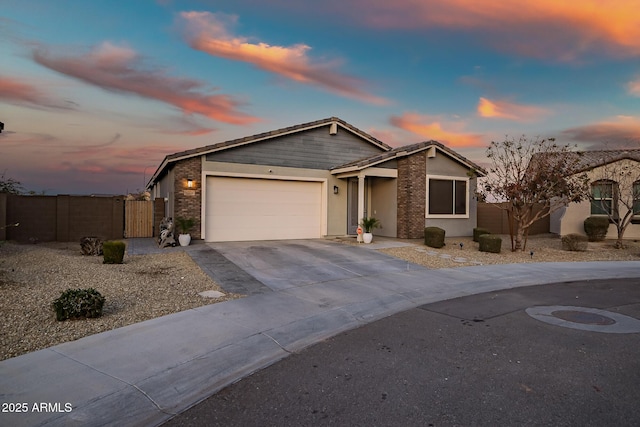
[206,239,424,292]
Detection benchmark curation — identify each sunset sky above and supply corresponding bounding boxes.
[2,0,639,195]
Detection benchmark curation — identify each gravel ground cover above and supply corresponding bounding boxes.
[378,234,640,269]
[0,241,239,361]
[1,235,638,361]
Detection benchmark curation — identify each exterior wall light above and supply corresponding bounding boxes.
[187,179,194,188]
[333,185,339,194]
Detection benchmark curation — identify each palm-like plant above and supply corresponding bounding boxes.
[360,217,380,233]
[175,217,195,235]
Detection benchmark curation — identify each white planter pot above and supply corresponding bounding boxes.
[178,234,191,247]
[363,232,373,244]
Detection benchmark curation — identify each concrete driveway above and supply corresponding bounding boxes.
[195,239,425,293]
[4,238,640,427]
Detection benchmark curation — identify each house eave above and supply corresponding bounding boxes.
[147,117,392,188]
[331,141,487,177]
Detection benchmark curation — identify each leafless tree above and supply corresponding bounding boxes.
[481,136,587,251]
[0,171,24,194]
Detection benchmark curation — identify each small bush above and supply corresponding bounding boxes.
[584,216,609,242]
[424,227,445,248]
[478,234,502,253]
[52,288,105,321]
[103,240,126,264]
[561,233,588,252]
[473,227,490,242]
[80,236,103,256]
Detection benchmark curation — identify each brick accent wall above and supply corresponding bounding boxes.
[397,152,426,238]
[173,157,202,239]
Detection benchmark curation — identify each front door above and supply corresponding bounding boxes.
[347,178,367,234]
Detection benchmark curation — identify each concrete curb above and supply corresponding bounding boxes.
[2,255,639,426]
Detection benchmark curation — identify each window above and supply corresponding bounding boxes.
[427,176,468,217]
[590,180,616,216]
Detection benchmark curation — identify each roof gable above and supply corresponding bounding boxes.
[148,117,391,185]
[205,124,388,170]
[331,140,487,176]
[572,149,640,173]
[533,149,640,175]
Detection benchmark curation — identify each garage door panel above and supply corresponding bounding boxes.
[206,177,323,242]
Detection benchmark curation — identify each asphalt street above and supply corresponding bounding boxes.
[165,278,640,427]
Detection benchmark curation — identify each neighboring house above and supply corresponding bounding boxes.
[147,117,486,242]
[549,149,640,239]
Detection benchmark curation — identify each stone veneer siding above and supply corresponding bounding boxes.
[396,153,426,239]
[173,156,202,239]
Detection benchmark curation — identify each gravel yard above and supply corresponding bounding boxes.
[0,241,239,361]
[378,234,640,269]
[1,235,639,362]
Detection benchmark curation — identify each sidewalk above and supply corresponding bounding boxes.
[1,245,639,425]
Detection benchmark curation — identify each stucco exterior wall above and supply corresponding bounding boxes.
[560,200,640,239]
[559,159,640,239]
[152,167,175,220]
[370,177,397,237]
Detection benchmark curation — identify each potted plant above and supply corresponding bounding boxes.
[175,217,195,246]
[359,217,380,244]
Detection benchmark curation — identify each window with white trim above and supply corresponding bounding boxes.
[426,175,469,217]
[590,180,616,216]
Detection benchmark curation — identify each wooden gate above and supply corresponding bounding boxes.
[125,200,154,237]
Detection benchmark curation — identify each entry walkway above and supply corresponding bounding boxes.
[1,239,639,426]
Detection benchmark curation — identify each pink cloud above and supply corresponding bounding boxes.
[277,0,640,61]
[562,116,640,148]
[1,130,192,193]
[628,77,640,96]
[387,1,639,60]
[166,127,215,136]
[0,76,46,104]
[390,112,485,147]
[32,42,259,125]
[367,128,406,147]
[3,130,186,174]
[0,75,73,109]
[179,11,389,105]
[477,97,549,121]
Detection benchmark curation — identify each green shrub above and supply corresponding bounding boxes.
[175,217,196,235]
[583,216,609,242]
[103,240,126,264]
[360,217,380,233]
[424,227,445,248]
[478,234,502,253]
[561,233,588,252]
[473,227,490,242]
[52,288,105,321]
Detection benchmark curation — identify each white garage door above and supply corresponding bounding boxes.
[205,177,323,242]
